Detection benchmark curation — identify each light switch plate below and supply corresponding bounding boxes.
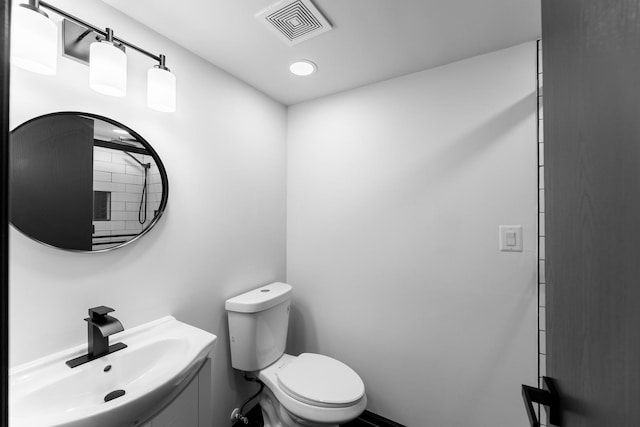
[499,225,523,252]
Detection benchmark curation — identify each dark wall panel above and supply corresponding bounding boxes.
[10,115,94,251]
[1,1,9,426]
[543,0,640,425]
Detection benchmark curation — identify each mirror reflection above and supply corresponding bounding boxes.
[10,112,168,252]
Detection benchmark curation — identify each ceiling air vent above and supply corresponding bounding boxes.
[256,0,333,46]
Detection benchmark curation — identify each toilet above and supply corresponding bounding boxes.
[225,282,367,427]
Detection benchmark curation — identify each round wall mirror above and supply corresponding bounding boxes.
[10,112,169,252]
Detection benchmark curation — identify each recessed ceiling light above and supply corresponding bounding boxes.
[289,60,317,76]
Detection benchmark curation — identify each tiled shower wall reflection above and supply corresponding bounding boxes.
[537,39,547,427]
[92,146,162,250]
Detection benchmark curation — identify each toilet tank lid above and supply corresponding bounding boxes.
[225,282,292,313]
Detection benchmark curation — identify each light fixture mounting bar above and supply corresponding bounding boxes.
[38,1,162,63]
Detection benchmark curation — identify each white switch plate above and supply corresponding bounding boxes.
[499,225,523,252]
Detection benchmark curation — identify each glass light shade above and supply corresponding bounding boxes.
[89,41,127,97]
[147,67,176,112]
[10,6,58,75]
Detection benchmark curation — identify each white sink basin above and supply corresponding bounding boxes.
[9,316,217,427]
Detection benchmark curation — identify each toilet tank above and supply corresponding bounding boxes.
[225,282,292,371]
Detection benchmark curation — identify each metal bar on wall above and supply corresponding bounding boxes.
[39,1,162,62]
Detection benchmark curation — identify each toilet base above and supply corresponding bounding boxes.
[260,387,339,427]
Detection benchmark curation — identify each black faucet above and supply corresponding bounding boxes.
[66,306,128,368]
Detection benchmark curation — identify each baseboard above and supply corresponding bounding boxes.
[232,405,406,427]
[342,410,407,427]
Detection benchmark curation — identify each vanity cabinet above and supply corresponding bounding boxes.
[140,358,212,427]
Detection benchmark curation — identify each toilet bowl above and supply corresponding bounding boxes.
[225,282,367,427]
[258,353,367,427]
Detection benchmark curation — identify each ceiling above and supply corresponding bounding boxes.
[102,0,541,106]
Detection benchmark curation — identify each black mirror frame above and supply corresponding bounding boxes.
[10,111,169,253]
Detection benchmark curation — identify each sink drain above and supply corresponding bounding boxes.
[104,389,125,402]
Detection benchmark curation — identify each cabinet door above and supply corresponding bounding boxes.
[150,378,199,427]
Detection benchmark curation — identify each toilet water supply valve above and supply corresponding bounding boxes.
[230,408,249,424]
[231,373,265,424]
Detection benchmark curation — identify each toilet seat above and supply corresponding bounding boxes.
[277,353,365,408]
[258,353,367,425]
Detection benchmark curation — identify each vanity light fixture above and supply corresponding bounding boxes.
[89,28,127,97]
[147,55,176,112]
[10,1,177,112]
[289,60,317,76]
[10,0,58,75]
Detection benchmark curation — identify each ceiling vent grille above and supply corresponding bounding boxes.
[256,0,333,46]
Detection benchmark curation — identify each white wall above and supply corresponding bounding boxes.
[286,42,538,426]
[8,0,287,425]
